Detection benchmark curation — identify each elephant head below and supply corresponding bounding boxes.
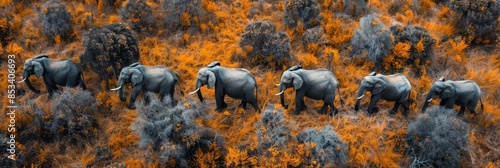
[18,57,46,94]
[111,66,143,102]
[354,72,387,111]
[189,62,220,102]
[275,65,303,109]
[421,79,455,113]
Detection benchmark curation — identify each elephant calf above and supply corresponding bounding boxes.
[355,72,411,116]
[19,55,86,97]
[275,65,344,116]
[189,61,260,112]
[111,62,184,109]
[421,77,484,115]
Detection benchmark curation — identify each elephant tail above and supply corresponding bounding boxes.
[79,73,86,90]
[337,84,345,107]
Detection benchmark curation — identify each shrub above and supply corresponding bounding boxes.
[406,106,470,167]
[385,24,435,74]
[255,104,291,152]
[239,21,292,68]
[350,14,393,66]
[80,23,140,88]
[42,0,73,42]
[296,126,348,166]
[283,0,322,29]
[119,0,155,36]
[303,26,328,50]
[451,0,500,44]
[50,88,98,142]
[162,0,216,36]
[133,97,226,167]
[337,0,370,18]
[0,10,19,47]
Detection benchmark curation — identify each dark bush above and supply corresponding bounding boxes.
[119,0,155,36]
[133,96,226,167]
[50,88,98,142]
[0,10,17,47]
[239,21,292,68]
[389,24,435,74]
[255,104,291,152]
[162,0,216,35]
[283,0,321,29]
[406,106,470,167]
[350,14,393,65]
[335,0,370,18]
[303,26,328,48]
[80,23,140,88]
[451,0,500,44]
[42,0,73,42]
[296,126,348,166]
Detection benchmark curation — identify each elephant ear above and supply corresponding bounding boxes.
[371,77,386,95]
[206,70,216,89]
[129,68,143,86]
[32,61,43,77]
[440,82,455,99]
[291,72,303,90]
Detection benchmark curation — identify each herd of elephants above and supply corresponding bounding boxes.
[18,54,484,117]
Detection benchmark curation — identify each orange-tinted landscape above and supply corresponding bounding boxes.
[1,0,499,167]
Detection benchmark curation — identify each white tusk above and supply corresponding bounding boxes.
[275,84,280,86]
[189,88,200,94]
[355,90,358,94]
[110,86,122,91]
[427,98,433,102]
[274,90,285,95]
[17,78,27,83]
[357,94,364,100]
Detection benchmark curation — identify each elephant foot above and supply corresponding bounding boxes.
[332,108,339,116]
[293,110,301,115]
[34,90,41,94]
[354,106,360,112]
[120,97,127,102]
[238,102,247,109]
[301,105,308,111]
[215,108,225,112]
[317,109,326,115]
[128,105,136,110]
[389,110,397,115]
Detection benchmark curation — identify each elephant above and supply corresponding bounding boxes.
[354,72,411,116]
[421,77,484,115]
[110,62,184,109]
[275,65,344,116]
[18,55,86,97]
[189,61,260,112]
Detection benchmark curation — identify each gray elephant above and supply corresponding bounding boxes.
[275,65,344,116]
[110,62,184,109]
[19,55,86,97]
[421,77,483,115]
[354,72,411,116]
[189,61,259,112]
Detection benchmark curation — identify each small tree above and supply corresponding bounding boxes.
[42,0,73,43]
[406,106,470,167]
[451,0,500,44]
[239,21,292,69]
[283,0,321,29]
[119,0,155,36]
[350,14,393,66]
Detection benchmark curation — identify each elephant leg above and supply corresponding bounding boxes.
[169,85,176,105]
[239,100,247,109]
[328,102,338,116]
[458,105,466,116]
[79,77,86,90]
[128,86,143,110]
[467,99,479,115]
[44,79,58,98]
[439,99,447,106]
[215,89,227,111]
[250,102,259,112]
[444,98,455,109]
[294,92,305,115]
[401,101,410,117]
[301,99,308,111]
[368,95,382,115]
[390,103,400,115]
[318,103,328,114]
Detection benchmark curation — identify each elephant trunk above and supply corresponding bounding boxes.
[421,90,435,113]
[355,87,367,111]
[195,80,204,102]
[22,70,38,93]
[279,83,287,109]
[115,78,126,101]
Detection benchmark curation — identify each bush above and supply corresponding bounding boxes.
[296,126,348,166]
[406,106,470,167]
[239,21,292,68]
[119,0,155,36]
[337,0,370,18]
[80,23,140,88]
[385,24,435,74]
[303,26,328,49]
[42,0,73,42]
[162,0,216,35]
[0,9,19,47]
[133,97,226,167]
[350,14,393,65]
[255,104,291,152]
[50,88,98,142]
[283,0,321,29]
[451,0,500,44]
